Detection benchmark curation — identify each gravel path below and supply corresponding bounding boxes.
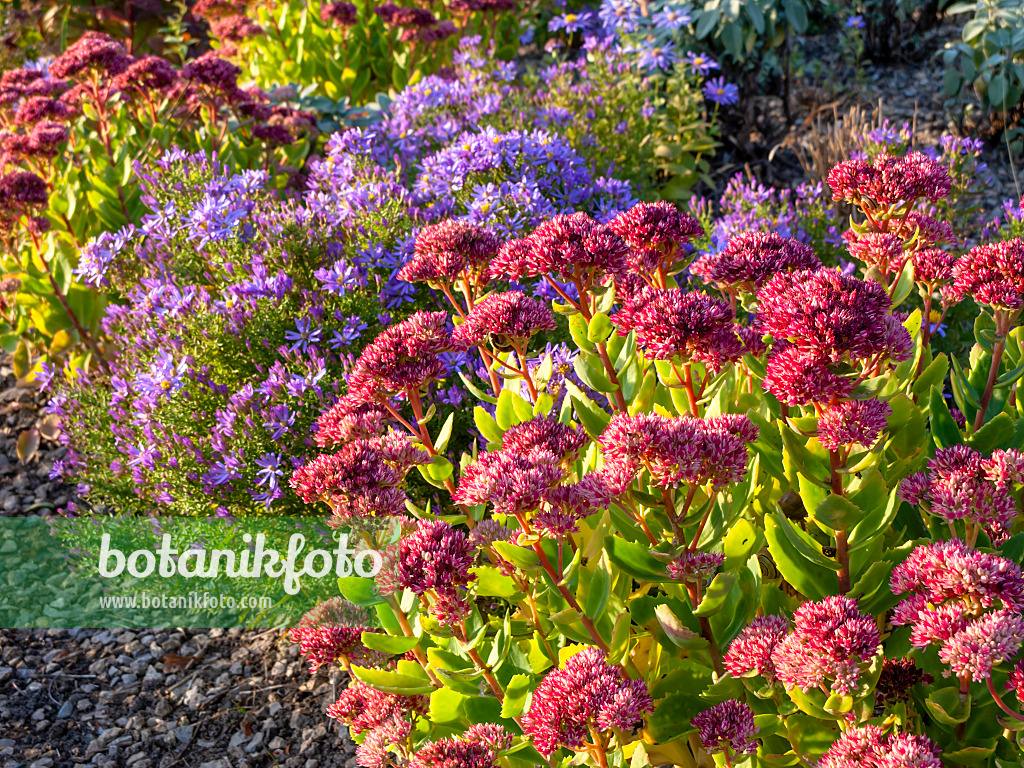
[0,354,359,767]
[0,629,357,768]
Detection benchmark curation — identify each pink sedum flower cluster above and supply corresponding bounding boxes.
[451,291,557,349]
[898,445,1024,543]
[521,647,653,755]
[724,614,790,684]
[396,519,476,622]
[949,238,1024,311]
[342,311,455,407]
[726,597,879,696]
[607,200,704,277]
[891,539,1024,681]
[290,597,386,672]
[290,432,430,520]
[409,724,512,768]
[455,416,607,533]
[399,220,501,288]
[691,699,759,757]
[613,287,754,370]
[691,231,820,291]
[490,212,628,284]
[757,269,909,427]
[818,725,942,768]
[598,412,758,491]
[827,152,952,210]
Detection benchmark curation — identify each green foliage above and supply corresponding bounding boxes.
[211,0,522,103]
[944,0,1024,145]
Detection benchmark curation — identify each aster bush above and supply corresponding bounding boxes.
[274,140,1024,767]
[0,30,315,374]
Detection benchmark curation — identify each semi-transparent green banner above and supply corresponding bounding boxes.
[0,516,383,628]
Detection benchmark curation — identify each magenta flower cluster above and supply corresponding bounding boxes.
[891,539,1024,681]
[521,647,653,755]
[898,445,1024,543]
[725,597,879,695]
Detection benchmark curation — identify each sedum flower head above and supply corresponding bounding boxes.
[500,415,588,462]
[724,614,790,684]
[396,519,476,619]
[522,647,653,755]
[290,433,429,518]
[607,201,704,275]
[399,220,501,286]
[819,726,942,768]
[290,597,387,672]
[454,449,564,516]
[691,231,820,291]
[770,596,880,695]
[315,402,391,448]
[841,230,905,275]
[327,681,428,737]
[691,699,759,757]
[598,412,757,491]
[817,399,891,450]
[897,446,1024,543]
[913,248,957,287]
[827,152,952,209]
[613,286,749,370]
[490,212,628,283]
[409,740,499,768]
[938,609,1024,681]
[451,291,556,349]
[891,539,1024,680]
[666,551,724,581]
[949,238,1024,311]
[343,311,455,406]
[757,268,908,362]
[355,716,411,768]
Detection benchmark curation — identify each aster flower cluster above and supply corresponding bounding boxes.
[521,647,653,755]
[726,597,880,696]
[899,445,1024,544]
[891,539,1024,682]
[45,153,391,516]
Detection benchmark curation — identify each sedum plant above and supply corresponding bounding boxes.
[195,0,521,103]
[284,148,1024,767]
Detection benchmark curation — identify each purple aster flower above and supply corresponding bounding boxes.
[285,318,323,353]
[845,14,865,28]
[548,9,596,33]
[636,39,678,72]
[653,4,691,30]
[703,77,739,105]
[255,452,285,489]
[685,51,719,75]
[263,404,295,440]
